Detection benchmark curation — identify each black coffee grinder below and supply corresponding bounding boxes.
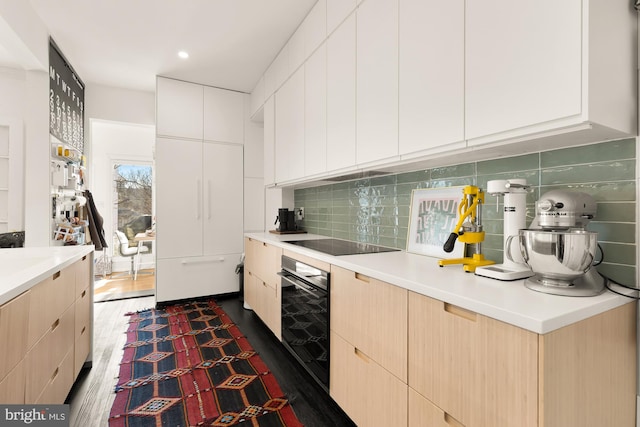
[275,208,297,232]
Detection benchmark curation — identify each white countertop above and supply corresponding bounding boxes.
[246,232,635,334]
[0,245,94,306]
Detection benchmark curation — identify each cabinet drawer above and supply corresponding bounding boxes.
[408,292,537,427]
[156,254,241,302]
[409,387,465,427]
[74,287,91,377]
[74,254,91,297]
[28,265,76,349]
[0,290,30,380]
[330,330,407,427]
[25,304,75,403]
[330,265,407,381]
[35,349,74,405]
[0,359,25,404]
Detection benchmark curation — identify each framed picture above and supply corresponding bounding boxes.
[407,186,465,258]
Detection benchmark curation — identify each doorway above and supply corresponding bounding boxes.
[89,120,155,302]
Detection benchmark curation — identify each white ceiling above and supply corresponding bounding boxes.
[22,0,317,93]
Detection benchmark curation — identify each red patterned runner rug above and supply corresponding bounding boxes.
[108,300,303,427]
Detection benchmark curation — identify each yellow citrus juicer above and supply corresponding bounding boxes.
[438,185,495,273]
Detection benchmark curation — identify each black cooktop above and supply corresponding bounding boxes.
[286,238,400,256]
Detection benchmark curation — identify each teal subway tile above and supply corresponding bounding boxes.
[477,153,538,175]
[588,222,635,244]
[396,170,430,184]
[541,182,636,202]
[482,248,504,264]
[596,263,635,288]
[431,163,476,179]
[598,242,636,265]
[541,160,635,185]
[541,138,635,168]
[332,188,351,200]
[369,174,397,187]
[429,178,475,188]
[596,202,635,222]
[332,230,350,240]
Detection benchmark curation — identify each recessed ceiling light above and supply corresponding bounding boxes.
[178,51,189,59]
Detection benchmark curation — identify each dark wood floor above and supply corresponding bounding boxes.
[217,296,356,427]
[67,295,355,427]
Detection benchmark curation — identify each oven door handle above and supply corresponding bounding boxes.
[279,273,321,296]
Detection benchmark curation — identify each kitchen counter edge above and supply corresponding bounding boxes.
[0,245,95,306]
[245,232,634,334]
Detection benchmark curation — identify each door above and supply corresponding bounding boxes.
[202,142,243,256]
[155,137,203,259]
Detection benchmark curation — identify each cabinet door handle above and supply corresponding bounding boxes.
[196,179,202,220]
[444,412,465,427]
[51,367,59,381]
[444,303,477,322]
[81,326,86,335]
[181,257,225,265]
[207,180,212,220]
[51,318,60,331]
[355,272,370,283]
[82,255,87,261]
[354,347,370,363]
[53,271,61,280]
[81,289,87,298]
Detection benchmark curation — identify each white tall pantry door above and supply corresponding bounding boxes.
[155,77,244,303]
[202,142,243,256]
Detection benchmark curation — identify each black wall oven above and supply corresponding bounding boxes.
[280,255,330,392]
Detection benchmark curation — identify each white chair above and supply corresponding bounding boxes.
[115,230,149,279]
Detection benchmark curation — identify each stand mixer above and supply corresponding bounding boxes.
[510,190,606,297]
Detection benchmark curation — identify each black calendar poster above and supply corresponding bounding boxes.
[49,38,84,152]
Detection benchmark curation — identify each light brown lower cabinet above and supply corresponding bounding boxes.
[244,238,282,339]
[409,387,464,427]
[0,254,93,404]
[408,291,636,427]
[330,330,408,427]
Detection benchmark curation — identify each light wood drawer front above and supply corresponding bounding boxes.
[330,265,407,381]
[28,264,76,348]
[74,287,91,341]
[74,254,91,297]
[330,330,408,427]
[409,387,464,427]
[0,291,30,380]
[408,292,538,427]
[35,349,74,405]
[25,304,75,403]
[0,359,25,404]
[247,238,282,288]
[74,288,91,377]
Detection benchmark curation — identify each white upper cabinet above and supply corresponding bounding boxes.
[304,0,327,58]
[263,96,275,186]
[204,86,244,144]
[275,68,305,183]
[326,0,356,34]
[274,44,290,91]
[305,44,327,177]
[156,78,203,140]
[288,22,306,75]
[356,0,399,165]
[250,76,265,119]
[465,0,636,146]
[399,0,464,156]
[326,13,356,172]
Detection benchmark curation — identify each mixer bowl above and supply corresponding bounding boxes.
[518,229,597,284]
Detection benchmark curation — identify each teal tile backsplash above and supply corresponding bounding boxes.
[294,137,637,286]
